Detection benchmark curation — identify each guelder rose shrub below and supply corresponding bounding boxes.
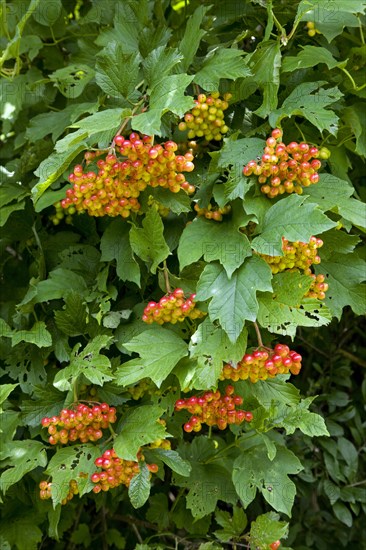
[1,1,365,549]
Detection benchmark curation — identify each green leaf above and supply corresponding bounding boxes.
[270,398,330,437]
[114,405,168,460]
[147,449,191,477]
[46,444,100,505]
[233,445,303,516]
[242,40,281,118]
[69,108,130,134]
[299,0,366,42]
[100,219,140,285]
[175,439,237,518]
[49,64,95,98]
[188,318,248,389]
[303,173,353,210]
[33,0,61,25]
[32,144,86,204]
[178,217,251,278]
[53,336,114,391]
[130,209,170,273]
[251,194,337,255]
[246,378,301,408]
[194,49,251,90]
[143,46,183,89]
[148,188,191,215]
[0,384,18,407]
[132,74,194,135]
[0,441,47,494]
[218,137,266,168]
[179,6,210,71]
[257,284,332,338]
[282,45,343,72]
[269,82,343,135]
[342,103,366,158]
[0,516,42,550]
[318,253,366,318]
[11,321,52,348]
[337,198,366,230]
[333,501,353,527]
[96,43,141,99]
[0,201,26,226]
[214,508,247,542]
[54,292,89,336]
[128,462,151,509]
[196,257,273,342]
[249,512,288,550]
[117,326,188,387]
[20,386,66,428]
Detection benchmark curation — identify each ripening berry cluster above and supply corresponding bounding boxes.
[194,203,231,221]
[175,385,253,432]
[39,479,80,505]
[261,236,323,275]
[243,128,328,197]
[60,133,195,219]
[41,403,117,445]
[142,288,205,325]
[147,195,170,217]
[220,344,302,383]
[307,273,329,300]
[91,449,158,494]
[128,378,156,400]
[50,201,75,225]
[179,92,231,141]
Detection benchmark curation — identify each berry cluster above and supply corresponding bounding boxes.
[128,378,156,400]
[260,236,323,275]
[39,479,80,505]
[50,201,75,225]
[60,133,195,219]
[175,385,253,432]
[91,449,158,493]
[220,344,302,383]
[142,288,205,325]
[147,195,170,217]
[307,273,329,300]
[179,92,231,141]
[194,203,231,221]
[243,128,328,197]
[306,21,321,37]
[41,403,117,445]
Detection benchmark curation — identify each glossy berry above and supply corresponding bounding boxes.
[221,344,302,383]
[269,541,281,550]
[41,403,117,445]
[179,92,232,141]
[142,289,206,325]
[242,129,328,197]
[260,236,324,276]
[175,385,253,432]
[60,133,195,219]
[194,202,231,221]
[90,448,158,493]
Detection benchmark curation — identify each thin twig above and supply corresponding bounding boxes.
[253,321,264,348]
[163,260,172,293]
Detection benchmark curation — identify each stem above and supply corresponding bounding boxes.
[163,260,172,293]
[170,487,185,513]
[193,83,200,96]
[338,349,366,368]
[108,424,117,438]
[73,379,78,403]
[358,17,365,44]
[341,67,366,91]
[253,322,264,348]
[295,121,306,142]
[109,98,146,150]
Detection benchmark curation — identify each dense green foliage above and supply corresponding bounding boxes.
[1,1,365,549]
